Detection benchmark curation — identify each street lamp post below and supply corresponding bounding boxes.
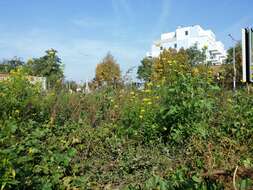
[228,34,239,91]
[233,43,236,91]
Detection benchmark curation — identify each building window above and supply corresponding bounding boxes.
[174,43,177,49]
[185,31,189,36]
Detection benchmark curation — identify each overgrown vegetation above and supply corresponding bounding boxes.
[0,47,252,190]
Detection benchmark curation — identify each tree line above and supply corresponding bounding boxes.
[0,42,243,90]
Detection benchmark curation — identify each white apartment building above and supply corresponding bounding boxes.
[147,25,227,65]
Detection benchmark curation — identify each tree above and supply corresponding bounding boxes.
[151,48,190,83]
[27,49,64,89]
[185,44,207,66]
[64,80,78,92]
[95,53,121,87]
[219,42,242,88]
[0,57,24,73]
[137,57,154,82]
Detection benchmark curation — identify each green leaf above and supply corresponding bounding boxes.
[192,175,202,183]
[67,148,77,157]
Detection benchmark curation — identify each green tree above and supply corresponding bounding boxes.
[95,53,121,87]
[185,44,207,66]
[0,57,24,73]
[27,49,64,89]
[64,80,78,92]
[137,57,154,82]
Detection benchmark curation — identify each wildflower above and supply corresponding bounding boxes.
[140,109,145,113]
[139,115,143,119]
[130,91,135,95]
[114,105,119,108]
[192,68,199,75]
[143,98,150,102]
[144,89,151,93]
[11,169,15,178]
[147,101,152,105]
[28,148,34,154]
[147,82,153,87]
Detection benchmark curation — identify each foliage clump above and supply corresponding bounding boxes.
[0,48,253,190]
[95,53,121,87]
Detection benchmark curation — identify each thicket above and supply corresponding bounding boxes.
[0,51,253,190]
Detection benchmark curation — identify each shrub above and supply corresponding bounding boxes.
[0,69,47,122]
[156,72,218,144]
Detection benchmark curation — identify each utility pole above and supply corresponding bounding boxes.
[228,34,239,91]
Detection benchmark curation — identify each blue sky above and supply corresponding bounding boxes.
[0,0,252,82]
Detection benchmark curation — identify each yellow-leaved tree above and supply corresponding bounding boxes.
[95,53,121,87]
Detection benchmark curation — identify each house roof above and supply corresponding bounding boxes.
[0,73,9,77]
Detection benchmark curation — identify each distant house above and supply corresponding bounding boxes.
[27,76,47,90]
[147,25,227,65]
[0,73,9,81]
[0,73,47,90]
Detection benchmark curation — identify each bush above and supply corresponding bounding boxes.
[1,66,253,190]
[157,73,218,144]
[0,69,49,123]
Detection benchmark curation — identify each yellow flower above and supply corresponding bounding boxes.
[141,109,145,113]
[147,82,153,87]
[147,101,152,105]
[28,148,34,154]
[144,89,151,93]
[155,96,160,100]
[130,91,135,95]
[192,68,199,75]
[143,98,150,102]
[11,169,16,178]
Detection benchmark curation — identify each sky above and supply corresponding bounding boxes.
[0,0,252,82]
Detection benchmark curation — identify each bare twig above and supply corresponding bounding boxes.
[202,170,228,177]
[233,166,238,190]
